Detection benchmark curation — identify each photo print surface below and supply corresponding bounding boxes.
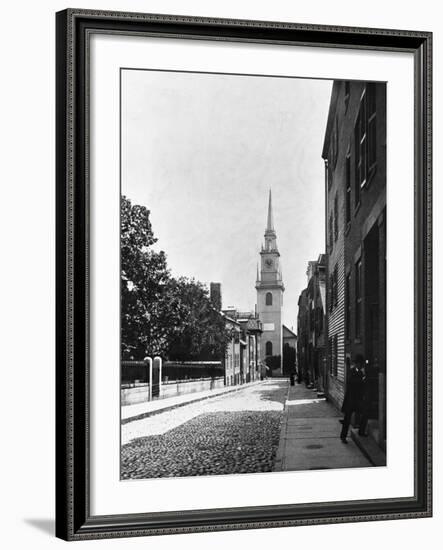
[120,69,387,480]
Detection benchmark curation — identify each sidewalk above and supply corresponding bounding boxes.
[275,382,372,471]
[122,379,263,424]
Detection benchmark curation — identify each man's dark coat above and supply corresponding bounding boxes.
[341,368,365,413]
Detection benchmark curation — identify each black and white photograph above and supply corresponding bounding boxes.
[120,70,387,479]
[0,0,438,546]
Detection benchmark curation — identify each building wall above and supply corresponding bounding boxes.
[343,82,386,359]
[224,338,235,386]
[283,335,296,349]
[342,81,387,447]
[121,378,225,406]
[223,311,263,385]
[257,287,283,361]
[224,318,241,386]
[323,80,387,448]
[324,86,347,407]
[297,259,327,389]
[309,259,327,390]
[297,289,309,383]
[327,217,345,408]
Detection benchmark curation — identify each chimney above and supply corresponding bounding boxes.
[210,282,222,311]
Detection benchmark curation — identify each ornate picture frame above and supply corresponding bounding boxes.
[55,9,432,540]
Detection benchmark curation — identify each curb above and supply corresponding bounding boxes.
[273,382,291,472]
[350,428,387,467]
[122,380,263,425]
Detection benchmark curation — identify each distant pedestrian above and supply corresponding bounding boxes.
[340,355,366,443]
[297,367,302,384]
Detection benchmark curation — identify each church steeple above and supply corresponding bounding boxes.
[266,189,274,234]
[255,190,284,374]
[263,188,278,253]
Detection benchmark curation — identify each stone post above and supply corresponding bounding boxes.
[154,356,162,399]
[144,356,153,402]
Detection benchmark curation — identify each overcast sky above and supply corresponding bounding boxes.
[122,69,332,331]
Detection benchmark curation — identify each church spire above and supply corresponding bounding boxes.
[256,190,284,374]
[263,189,278,252]
[266,189,274,233]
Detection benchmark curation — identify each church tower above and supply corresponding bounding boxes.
[256,190,284,372]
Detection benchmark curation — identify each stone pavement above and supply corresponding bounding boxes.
[121,380,287,477]
[275,381,372,471]
[122,379,262,423]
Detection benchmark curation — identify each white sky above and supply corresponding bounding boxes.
[122,69,332,331]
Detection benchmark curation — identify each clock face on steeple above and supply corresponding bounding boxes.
[265,258,274,268]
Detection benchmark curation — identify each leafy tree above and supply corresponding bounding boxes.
[121,196,230,361]
[164,277,230,361]
[265,355,282,374]
[121,196,170,359]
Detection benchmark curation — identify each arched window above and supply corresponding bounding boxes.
[265,341,273,357]
[265,292,273,306]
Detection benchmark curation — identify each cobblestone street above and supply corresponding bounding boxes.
[121,380,288,479]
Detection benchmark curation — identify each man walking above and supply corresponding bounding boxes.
[340,355,366,443]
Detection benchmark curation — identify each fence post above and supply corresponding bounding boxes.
[154,356,162,398]
[144,357,153,401]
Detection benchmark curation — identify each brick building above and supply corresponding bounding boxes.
[282,325,297,375]
[322,80,386,450]
[296,288,309,384]
[222,314,242,386]
[322,91,346,407]
[296,256,327,390]
[221,307,263,385]
[307,256,327,392]
[210,283,264,386]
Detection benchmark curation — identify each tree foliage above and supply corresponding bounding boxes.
[165,277,230,361]
[121,196,230,361]
[121,196,170,359]
[265,354,282,374]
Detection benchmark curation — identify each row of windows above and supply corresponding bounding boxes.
[327,83,377,253]
[328,258,362,340]
[345,259,362,341]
